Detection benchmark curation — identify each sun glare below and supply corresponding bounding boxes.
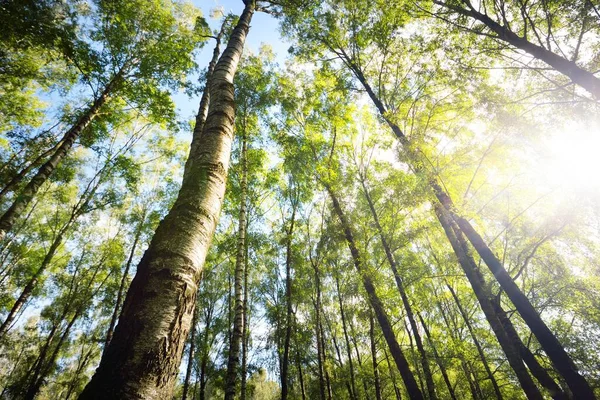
[536,122,600,194]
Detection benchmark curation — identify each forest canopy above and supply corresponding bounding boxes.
[0,0,599,399]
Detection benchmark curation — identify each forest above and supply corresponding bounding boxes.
[0,0,599,399]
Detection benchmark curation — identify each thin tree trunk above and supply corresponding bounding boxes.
[320,312,334,400]
[324,183,423,400]
[296,341,307,400]
[241,233,250,400]
[64,343,95,400]
[182,301,199,400]
[335,274,358,400]
[184,19,225,176]
[225,115,249,400]
[447,204,593,399]
[25,310,80,400]
[78,4,254,398]
[0,138,63,200]
[313,257,327,400]
[103,222,143,353]
[1,166,103,339]
[360,175,437,400]
[417,312,457,400]
[344,48,595,399]
[0,230,65,338]
[446,284,503,399]
[435,205,543,400]
[370,312,383,400]
[432,0,600,98]
[492,300,567,400]
[282,200,297,400]
[0,72,122,241]
[384,346,403,400]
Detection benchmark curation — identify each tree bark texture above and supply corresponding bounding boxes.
[77,3,254,398]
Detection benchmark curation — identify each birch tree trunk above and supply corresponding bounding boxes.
[0,72,123,241]
[224,116,249,400]
[282,201,297,400]
[369,312,383,400]
[77,3,255,398]
[182,302,199,400]
[435,205,543,400]
[324,183,424,400]
[103,221,143,353]
[360,174,437,400]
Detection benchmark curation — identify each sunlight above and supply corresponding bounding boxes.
[536,121,600,194]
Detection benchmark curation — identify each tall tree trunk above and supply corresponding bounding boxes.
[64,343,95,400]
[445,284,503,399]
[369,312,383,400]
[446,203,594,399]
[241,233,250,400]
[25,310,80,400]
[225,116,249,400]
[282,199,297,400]
[1,166,103,338]
[416,312,457,400]
[0,138,64,200]
[324,183,424,400]
[78,3,254,398]
[104,222,143,353]
[383,346,403,400]
[313,257,327,400]
[344,49,595,399]
[492,300,567,400]
[335,274,358,400]
[320,311,334,400]
[0,230,64,338]
[182,300,199,400]
[296,340,307,400]
[360,175,437,400]
[184,19,225,176]
[0,72,123,241]
[435,205,543,400]
[432,0,600,98]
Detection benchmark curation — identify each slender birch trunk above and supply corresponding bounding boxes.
[369,312,383,400]
[416,312,457,400]
[182,301,199,400]
[282,200,297,400]
[435,205,543,400]
[324,182,424,400]
[359,174,437,400]
[78,3,255,398]
[224,115,249,400]
[0,138,63,200]
[445,284,503,399]
[335,275,358,400]
[0,179,99,339]
[241,234,250,400]
[104,221,143,353]
[0,72,123,241]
